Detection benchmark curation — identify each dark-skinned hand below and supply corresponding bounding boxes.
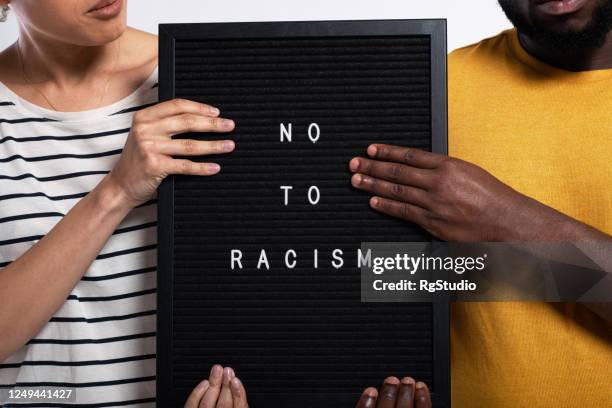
[349,144,571,242]
[355,376,432,408]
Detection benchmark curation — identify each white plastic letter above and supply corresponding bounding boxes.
[285,249,297,269]
[307,186,320,205]
[257,249,270,270]
[280,123,292,142]
[331,249,344,269]
[357,249,372,268]
[308,123,320,143]
[280,186,293,205]
[230,250,243,270]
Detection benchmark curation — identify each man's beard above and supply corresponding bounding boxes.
[498,0,612,51]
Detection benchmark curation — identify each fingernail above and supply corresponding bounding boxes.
[223,140,235,152]
[384,376,400,385]
[370,197,379,206]
[208,163,221,173]
[223,367,232,385]
[228,367,235,378]
[210,364,223,380]
[230,377,242,393]
[349,158,360,172]
[223,119,235,130]
[368,145,378,156]
[352,174,362,186]
[209,106,220,115]
[363,388,378,408]
[415,382,428,401]
[401,377,415,385]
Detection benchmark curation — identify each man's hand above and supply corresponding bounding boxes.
[350,144,612,322]
[184,364,248,408]
[349,144,596,242]
[355,377,432,408]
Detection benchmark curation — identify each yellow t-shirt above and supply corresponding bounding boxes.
[449,29,612,407]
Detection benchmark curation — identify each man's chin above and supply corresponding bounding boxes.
[499,0,612,51]
[538,14,597,33]
[523,28,608,51]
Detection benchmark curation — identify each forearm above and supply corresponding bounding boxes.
[0,175,132,360]
[501,194,612,242]
[506,195,612,321]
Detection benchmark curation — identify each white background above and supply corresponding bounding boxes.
[0,0,511,52]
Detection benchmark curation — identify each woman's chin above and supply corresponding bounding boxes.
[69,22,128,47]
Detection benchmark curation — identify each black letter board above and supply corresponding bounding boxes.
[158,20,449,407]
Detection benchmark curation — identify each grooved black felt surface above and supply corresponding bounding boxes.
[158,20,449,408]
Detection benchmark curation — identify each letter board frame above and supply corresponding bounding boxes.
[158,19,449,407]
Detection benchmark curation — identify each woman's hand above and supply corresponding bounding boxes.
[185,364,249,408]
[355,377,432,408]
[106,99,236,208]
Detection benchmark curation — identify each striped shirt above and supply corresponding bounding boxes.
[0,68,159,407]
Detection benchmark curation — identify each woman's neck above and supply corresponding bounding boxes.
[16,25,121,87]
[0,27,158,112]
